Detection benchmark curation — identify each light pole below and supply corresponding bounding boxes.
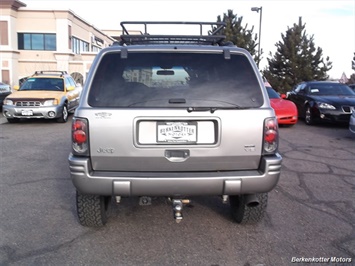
[251,6,262,67]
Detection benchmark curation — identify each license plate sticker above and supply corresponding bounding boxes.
[21,110,33,116]
[157,122,197,143]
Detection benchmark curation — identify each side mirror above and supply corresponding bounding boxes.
[13,85,20,91]
[66,86,75,91]
[280,94,286,99]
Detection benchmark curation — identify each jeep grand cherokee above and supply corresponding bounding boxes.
[68,22,282,226]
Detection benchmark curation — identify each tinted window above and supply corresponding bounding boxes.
[88,52,263,108]
[347,84,355,92]
[66,77,76,87]
[294,84,305,93]
[18,33,56,51]
[266,87,280,99]
[308,83,355,96]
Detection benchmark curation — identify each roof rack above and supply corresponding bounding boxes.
[119,21,226,46]
[34,70,68,76]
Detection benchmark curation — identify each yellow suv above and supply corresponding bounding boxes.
[3,71,82,123]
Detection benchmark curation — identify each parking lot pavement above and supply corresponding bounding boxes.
[1,119,354,265]
[0,114,6,124]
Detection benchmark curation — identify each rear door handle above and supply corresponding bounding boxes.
[165,150,190,162]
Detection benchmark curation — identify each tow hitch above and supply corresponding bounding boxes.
[171,199,191,223]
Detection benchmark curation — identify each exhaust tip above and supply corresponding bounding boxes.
[246,201,260,208]
[245,194,260,207]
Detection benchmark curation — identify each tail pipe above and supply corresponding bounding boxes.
[245,194,260,207]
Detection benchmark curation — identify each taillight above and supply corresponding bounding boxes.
[263,118,278,154]
[72,117,89,156]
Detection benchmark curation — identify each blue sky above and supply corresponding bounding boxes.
[22,0,355,79]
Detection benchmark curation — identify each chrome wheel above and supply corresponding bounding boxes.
[57,105,68,123]
[305,106,313,125]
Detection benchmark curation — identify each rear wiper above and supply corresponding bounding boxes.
[187,106,246,113]
[187,107,217,113]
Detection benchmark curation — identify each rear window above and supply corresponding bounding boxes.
[88,52,263,108]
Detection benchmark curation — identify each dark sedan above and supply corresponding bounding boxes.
[0,82,12,108]
[287,81,355,125]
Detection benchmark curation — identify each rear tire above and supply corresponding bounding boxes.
[76,190,110,227]
[230,193,268,224]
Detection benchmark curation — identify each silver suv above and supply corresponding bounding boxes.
[68,22,282,226]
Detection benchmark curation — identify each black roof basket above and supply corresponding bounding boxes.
[119,21,226,46]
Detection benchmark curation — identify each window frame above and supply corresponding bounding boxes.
[18,33,57,51]
[71,36,89,54]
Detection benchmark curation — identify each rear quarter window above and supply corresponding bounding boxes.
[88,51,263,108]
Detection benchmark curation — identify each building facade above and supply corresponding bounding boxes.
[0,0,115,87]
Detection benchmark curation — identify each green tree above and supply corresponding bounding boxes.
[263,17,332,93]
[349,73,355,84]
[216,10,260,65]
[349,52,355,84]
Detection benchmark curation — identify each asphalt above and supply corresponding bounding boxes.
[0,116,6,124]
[0,113,6,124]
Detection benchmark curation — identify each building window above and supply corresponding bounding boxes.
[92,45,101,52]
[0,21,9,45]
[68,25,72,49]
[71,36,89,54]
[18,33,56,51]
[1,70,10,84]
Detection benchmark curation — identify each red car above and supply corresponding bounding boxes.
[265,85,298,126]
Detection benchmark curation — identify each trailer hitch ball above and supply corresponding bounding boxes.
[173,200,183,223]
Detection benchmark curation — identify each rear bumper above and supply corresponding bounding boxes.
[68,153,282,197]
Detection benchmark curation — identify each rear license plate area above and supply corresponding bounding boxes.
[157,121,197,144]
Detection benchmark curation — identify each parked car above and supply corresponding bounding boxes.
[347,85,355,134]
[349,111,355,133]
[0,82,12,108]
[265,83,298,126]
[2,71,82,123]
[68,21,282,227]
[287,81,355,125]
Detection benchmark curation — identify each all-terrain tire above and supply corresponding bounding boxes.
[76,190,110,227]
[230,193,268,224]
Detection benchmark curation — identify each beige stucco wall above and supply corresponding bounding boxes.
[0,5,21,85]
[16,10,57,31]
[0,1,115,86]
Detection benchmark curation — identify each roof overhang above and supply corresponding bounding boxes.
[0,0,26,10]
